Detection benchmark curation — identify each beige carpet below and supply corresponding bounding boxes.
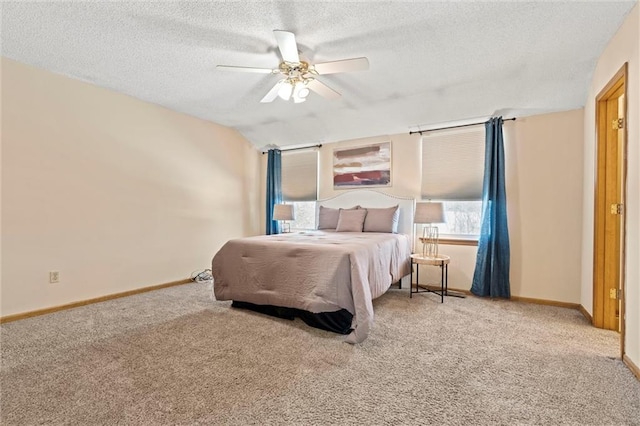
[1,283,639,425]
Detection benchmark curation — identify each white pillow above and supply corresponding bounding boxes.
[336,209,368,232]
[362,205,400,233]
[318,205,360,230]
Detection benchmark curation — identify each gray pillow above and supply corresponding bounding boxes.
[363,205,400,233]
[318,205,359,230]
[336,209,368,232]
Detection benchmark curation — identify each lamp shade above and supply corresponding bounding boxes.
[273,203,295,221]
[414,202,445,224]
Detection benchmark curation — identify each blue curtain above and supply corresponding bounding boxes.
[471,117,511,298]
[265,149,282,235]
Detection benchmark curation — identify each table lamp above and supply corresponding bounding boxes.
[414,202,445,257]
[273,203,295,233]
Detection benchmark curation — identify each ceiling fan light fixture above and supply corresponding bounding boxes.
[278,82,293,101]
[293,81,310,101]
[297,84,310,99]
[219,30,369,104]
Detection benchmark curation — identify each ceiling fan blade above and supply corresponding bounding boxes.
[273,30,300,63]
[306,79,341,100]
[313,57,369,75]
[260,80,285,103]
[217,65,275,74]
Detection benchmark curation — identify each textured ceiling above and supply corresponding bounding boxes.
[1,1,637,150]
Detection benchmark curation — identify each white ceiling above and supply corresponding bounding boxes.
[1,1,636,150]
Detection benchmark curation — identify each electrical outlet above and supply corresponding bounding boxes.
[49,271,60,283]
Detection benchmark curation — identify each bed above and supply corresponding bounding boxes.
[212,190,414,343]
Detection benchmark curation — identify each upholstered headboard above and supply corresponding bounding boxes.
[316,190,415,238]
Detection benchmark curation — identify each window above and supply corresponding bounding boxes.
[287,201,316,230]
[281,149,318,230]
[438,200,482,236]
[421,128,485,238]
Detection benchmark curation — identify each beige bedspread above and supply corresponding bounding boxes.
[212,231,411,343]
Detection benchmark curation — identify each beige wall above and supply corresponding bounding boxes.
[505,110,584,302]
[261,109,585,301]
[1,58,261,317]
[581,4,639,369]
[0,58,3,311]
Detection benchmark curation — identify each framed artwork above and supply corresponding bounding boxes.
[333,142,392,188]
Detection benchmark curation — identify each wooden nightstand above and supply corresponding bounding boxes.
[410,253,450,302]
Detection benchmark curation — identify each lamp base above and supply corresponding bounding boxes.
[421,225,439,257]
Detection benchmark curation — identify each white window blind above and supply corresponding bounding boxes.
[282,149,318,201]
[421,128,485,200]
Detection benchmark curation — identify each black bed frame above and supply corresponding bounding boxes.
[230,281,402,335]
[231,301,354,335]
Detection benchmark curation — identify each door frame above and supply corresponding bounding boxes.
[592,62,628,358]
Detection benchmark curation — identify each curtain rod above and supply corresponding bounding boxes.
[409,117,517,135]
[261,143,322,154]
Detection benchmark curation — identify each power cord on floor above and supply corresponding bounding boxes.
[191,269,216,301]
[191,269,212,283]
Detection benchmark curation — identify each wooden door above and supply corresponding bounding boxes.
[593,63,627,352]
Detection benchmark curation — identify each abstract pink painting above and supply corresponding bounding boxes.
[333,142,391,188]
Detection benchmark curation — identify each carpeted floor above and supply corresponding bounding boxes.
[1,282,639,425]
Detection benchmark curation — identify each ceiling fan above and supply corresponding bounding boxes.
[217,30,369,103]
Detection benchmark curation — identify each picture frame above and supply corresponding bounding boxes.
[333,141,392,189]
